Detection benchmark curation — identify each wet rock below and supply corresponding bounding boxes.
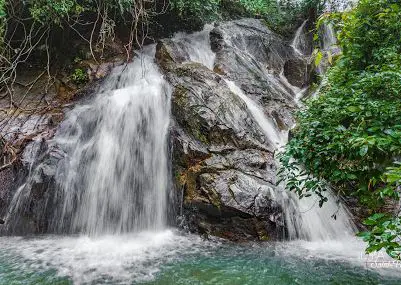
[85,58,125,81]
[283,58,313,88]
[167,63,272,151]
[0,168,16,217]
[210,19,299,127]
[157,19,309,241]
[3,139,63,235]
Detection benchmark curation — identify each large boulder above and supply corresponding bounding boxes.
[210,19,310,103]
[157,19,309,241]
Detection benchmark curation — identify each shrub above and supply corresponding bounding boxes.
[70,68,88,84]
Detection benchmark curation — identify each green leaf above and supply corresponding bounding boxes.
[347,106,361,112]
[359,145,369,157]
[314,51,323,67]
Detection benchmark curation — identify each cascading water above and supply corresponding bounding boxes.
[212,20,357,243]
[8,18,355,242]
[291,19,308,56]
[282,21,357,242]
[225,80,356,242]
[172,20,357,243]
[224,79,287,148]
[171,25,216,70]
[6,46,172,235]
[54,46,171,235]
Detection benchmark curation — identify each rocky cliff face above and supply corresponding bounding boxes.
[0,19,312,240]
[157,19,310,241]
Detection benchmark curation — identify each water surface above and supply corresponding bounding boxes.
[0,230,400,285]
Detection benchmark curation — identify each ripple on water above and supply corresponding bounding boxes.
[0,232,400,285]
[0,230,216,284]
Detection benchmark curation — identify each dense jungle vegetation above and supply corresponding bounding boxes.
[280,0,401,259]
[0,0,317,93]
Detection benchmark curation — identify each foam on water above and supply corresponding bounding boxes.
[0,230,214,283]
[0,231,399,285]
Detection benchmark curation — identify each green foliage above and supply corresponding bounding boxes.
[169,0,321,35]
[0,0,5,47]
[239,0,271,14]
[170,0,221,23]
[0,0,159,93]
[358,213,401,260]
[29,0,85,25]
[241,0,323,34]
[70,68,88,84]
[353,164,401,259]
[27,0,142,26]
[280,0,401,258]
[0,0,5,18]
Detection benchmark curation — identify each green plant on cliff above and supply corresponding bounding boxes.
[240,0,323,33]
[29,0,85,25]
[357,165,401,259]
[0,0,319,106]
[0,0,161,106]
[0,0,5,41]
[170,0,221,22]
[280,0,401,259]
[70,68,88,84]
[169,0,321,35]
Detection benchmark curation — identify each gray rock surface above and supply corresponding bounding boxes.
[157,19,310,241]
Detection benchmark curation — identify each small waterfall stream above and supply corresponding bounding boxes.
[291,20,308,56]
[281,22,356,242]
[218,21,356,242]
[224,79,287,148]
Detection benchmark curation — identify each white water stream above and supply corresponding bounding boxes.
[7,46,172,236]
[291,19,308,56]
[54,46,171,235]
[224,79,287,148]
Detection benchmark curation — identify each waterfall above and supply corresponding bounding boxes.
[225,78,356,241]
[2,13,399,284]
[167,22,355,242]
[320,23,337,51]
[324,0,358,12]
[283,6,358,241]
[216,21,356,242]
[291,20,308,56]
[6,46,172,235]
[6,20,357,241]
